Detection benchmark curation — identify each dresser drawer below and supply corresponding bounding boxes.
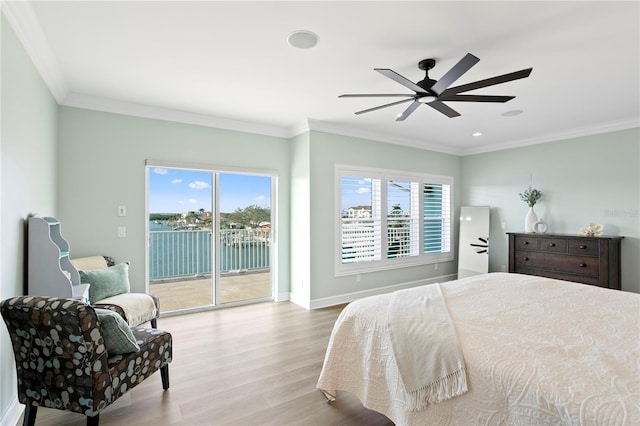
[513,251,599,277]
[514,235,538,250]
[539,237,568,253]
[568,239,599,256]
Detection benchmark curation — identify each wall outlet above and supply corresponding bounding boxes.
[118,205,126,217]
[434,263,438,270]
[356,274,361,282]
[500,264,507,272]
[117,226,126,238]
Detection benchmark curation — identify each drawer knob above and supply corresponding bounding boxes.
[523,257,529,261]
[579,245,587,249]
[579,263,587,268]
[523,241,529,245]
[548,243,556,247]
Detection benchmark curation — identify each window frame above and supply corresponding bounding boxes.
[335,164,454,277]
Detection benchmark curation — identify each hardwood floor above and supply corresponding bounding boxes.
[24,302,394,426]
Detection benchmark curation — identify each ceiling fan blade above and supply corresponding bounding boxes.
[427,101,461,118]
[395,101,421,121]
[339,94,416,98]
[439,94,515,103]
[441,68,533,97]
[430,53,480,95]
[354,98,415,115]
[375,69,427,94]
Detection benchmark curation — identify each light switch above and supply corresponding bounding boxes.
[118,205,126,216]
[117,226,126,237]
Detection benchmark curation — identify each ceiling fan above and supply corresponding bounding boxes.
[340,53,532,121]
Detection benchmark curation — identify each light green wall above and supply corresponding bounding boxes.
[1,14,59,424]
[57,107,292,299]
[2,9,639,422]
[461,128,640,293]
[307,131,462,304]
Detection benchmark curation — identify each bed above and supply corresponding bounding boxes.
[317,273,640,425]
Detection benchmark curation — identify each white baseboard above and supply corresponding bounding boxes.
[1,396,23,426]
[288,291,310,309]
[308,273,457,309]
[274,292,290,303]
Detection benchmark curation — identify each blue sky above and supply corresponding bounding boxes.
[341,176,412,213]
[341,176,373,211]
[148,168,271,214]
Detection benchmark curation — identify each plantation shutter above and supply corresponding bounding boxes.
[386,180,420,258]
[423,183,451,254]
[341,176,382,263]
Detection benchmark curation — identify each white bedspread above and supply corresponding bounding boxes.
[317,273,640,425]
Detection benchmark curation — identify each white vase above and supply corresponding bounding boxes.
[525,207,538,233]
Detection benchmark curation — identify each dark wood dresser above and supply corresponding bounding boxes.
[507,232,623,289]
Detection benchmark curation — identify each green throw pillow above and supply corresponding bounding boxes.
[95,308,140,354]
[80,262,131,303]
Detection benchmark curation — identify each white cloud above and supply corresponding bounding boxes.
[153,168,168,175]
[171,179,182,184]
[189,181,210,190]
[356,187,370,194]
[188,199,198,204]
[256,195,266,201]
[178,201,185,205]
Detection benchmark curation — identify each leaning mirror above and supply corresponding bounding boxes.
[458,206,490,279]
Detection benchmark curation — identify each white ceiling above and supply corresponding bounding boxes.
[5,1,639,155]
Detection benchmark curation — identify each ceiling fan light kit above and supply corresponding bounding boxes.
[340,53,533,121]
[417,95,437,103]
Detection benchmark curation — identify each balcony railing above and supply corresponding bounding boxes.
[149,229,270,280]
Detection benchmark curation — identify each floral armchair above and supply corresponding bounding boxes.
[1,296,172,426]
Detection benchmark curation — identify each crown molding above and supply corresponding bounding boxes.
[461,118,640,156]
[2,0,68,102]
[301,119,465,156]
[62,92,292,139]
[298,117,640,157]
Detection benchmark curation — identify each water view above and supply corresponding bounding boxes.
[148,221,270,280]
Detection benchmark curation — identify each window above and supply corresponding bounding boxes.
[336,165,453,275]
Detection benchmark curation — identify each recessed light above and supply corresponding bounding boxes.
[472,132,483,137]
[287,30,319,49]
[502,109,523,117]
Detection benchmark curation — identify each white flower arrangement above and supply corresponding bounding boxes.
[578,223,603,237]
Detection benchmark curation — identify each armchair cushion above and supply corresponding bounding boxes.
[95,308,140,354]
[80,262,131,303]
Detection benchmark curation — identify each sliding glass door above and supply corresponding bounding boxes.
[147,163,273,313]
[218,173,272,304]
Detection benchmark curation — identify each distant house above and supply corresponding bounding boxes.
[345,206,372,219]
[199,211,213,220]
